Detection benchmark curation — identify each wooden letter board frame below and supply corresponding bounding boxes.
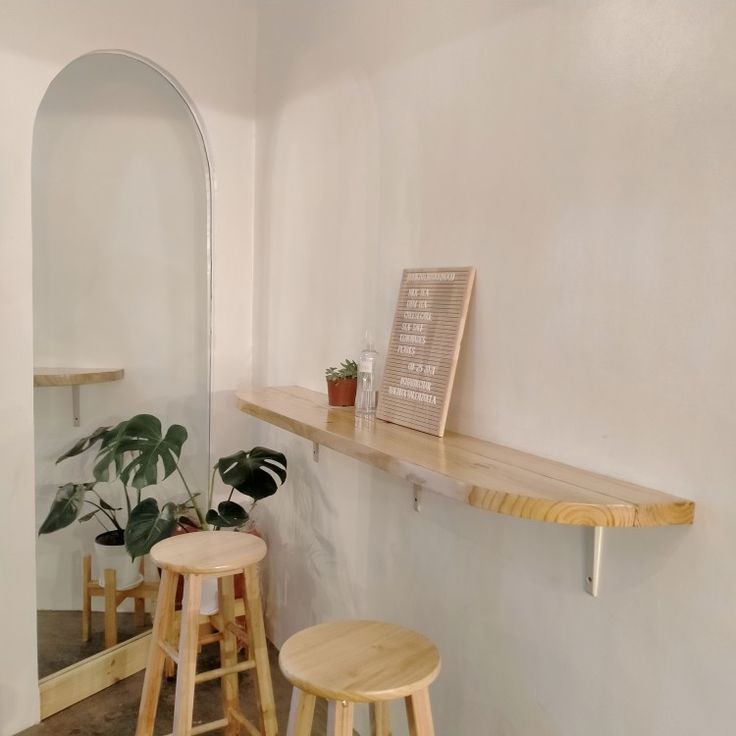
[377,266,475,437]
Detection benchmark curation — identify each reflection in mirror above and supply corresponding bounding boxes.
[32,53,210,681]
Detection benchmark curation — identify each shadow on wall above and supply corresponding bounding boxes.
[259,440,358,636]
[251,0,547,390]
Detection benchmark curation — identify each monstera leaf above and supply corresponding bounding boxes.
[205,500,249,529]
[38,482,94,534]
[88,414,188,490]
[54,416,136,483]
[125,497,178,559]
[217,446,287,501]
[55,425,112,465]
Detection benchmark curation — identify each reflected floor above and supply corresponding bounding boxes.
[24,638,340,736]
[37,610,151,678]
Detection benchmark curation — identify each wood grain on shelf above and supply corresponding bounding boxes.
[236,386,695,528]
[33,367,124,387]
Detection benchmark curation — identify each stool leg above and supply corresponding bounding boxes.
[134,596,146,628]
[164,598,179,679]
[286,688,316,736]
[172,574,202,736]
[371,701,391,736]
[104,568,117,648]
[218,575,241,736]
[134,558,146,627]
[327,700,354,736]
[244,564,278,736]
[81,555,92,642]
[405,688,435,736]
[236,570,248,657]
[135,568,178,736]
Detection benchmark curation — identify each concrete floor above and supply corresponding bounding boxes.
[22,639,332,736]
[37,610,152,678]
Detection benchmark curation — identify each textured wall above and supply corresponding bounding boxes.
[253,2,736,734]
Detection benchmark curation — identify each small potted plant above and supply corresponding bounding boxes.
[325,359,358,406]
[38,414,287,592]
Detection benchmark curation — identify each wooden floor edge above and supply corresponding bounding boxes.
[38,600,250,720]
[39,630,152,719]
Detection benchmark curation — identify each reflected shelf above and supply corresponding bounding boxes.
[33,367,125,387]
[33,367,124,426]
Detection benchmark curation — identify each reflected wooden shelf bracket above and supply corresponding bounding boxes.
[71,384,80,426]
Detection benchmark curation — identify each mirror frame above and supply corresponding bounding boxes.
[32,49,213,717]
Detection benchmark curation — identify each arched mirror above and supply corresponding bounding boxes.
[32,52,211,703]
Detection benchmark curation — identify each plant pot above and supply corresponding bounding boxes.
[94,530,142,590]
[326,377,357,407]
[195,573,247,616]
[200,577,220,615]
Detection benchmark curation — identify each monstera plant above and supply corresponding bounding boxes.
[38,413,287,560]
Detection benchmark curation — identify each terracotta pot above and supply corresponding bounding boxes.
[326,377,357,406]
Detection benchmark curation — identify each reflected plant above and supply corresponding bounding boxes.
[38,413,287,559]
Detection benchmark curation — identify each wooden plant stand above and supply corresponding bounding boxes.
[82,555,159,648]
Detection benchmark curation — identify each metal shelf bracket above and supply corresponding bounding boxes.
[585,526,604,597]
[413,484,422,512]
[71,385,80,427]
[312,442,320,462]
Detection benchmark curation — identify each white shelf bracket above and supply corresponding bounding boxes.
[71,385,80,427]
[585,526,604,597]
[413,484,422,512]
[312,442,320,463]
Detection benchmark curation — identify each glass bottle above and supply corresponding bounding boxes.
[355,328,378,422]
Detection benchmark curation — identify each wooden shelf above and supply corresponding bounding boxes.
[236,386,694,529]
[33,367,124,426]
[33,367,124,387]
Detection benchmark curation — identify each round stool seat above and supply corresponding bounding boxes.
[150,530,266,575]
[279,619,441,703]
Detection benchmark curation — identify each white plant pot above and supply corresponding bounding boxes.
[94,532,142,590]
[200,577,219,615]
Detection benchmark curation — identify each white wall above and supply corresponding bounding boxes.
[0,2,257,733]
[33,53,210,610]
[253,2,736,735]
[4,2,735,734]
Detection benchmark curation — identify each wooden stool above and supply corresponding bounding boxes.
[279,620,440,736]
[135,531,278,736]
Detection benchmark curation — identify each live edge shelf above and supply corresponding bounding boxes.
[33,367,124,426]
[236,386,695,596]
